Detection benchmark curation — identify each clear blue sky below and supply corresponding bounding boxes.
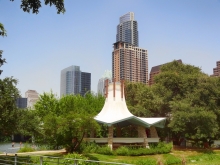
[1,0,220,97]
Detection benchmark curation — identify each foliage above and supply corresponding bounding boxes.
[9,0,65,14]
[16,109,42,137]
[93,142,172,156]
[33,92,104,152]
[163,154,181,165]
[115,146,129,156]
[0,77,20,135]
[125,61,220,143]
[17,143,36,153]
[0,23,6,37]
[80,142,99,154]
[96,145,114,155]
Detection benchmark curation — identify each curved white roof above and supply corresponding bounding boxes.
[95,82,166,128]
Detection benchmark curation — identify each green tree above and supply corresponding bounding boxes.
[9,0,65,14]
[0,50,6,75]
[0,23,7,37]
[34,92,103,152]
[0,77,20,135]
[57,112,99,152]
[16,109,42,138]
[151,61,220,143]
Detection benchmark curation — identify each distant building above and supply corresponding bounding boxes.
[25,90,39,109]
[113,12,148,84]
[211,61,220,77]
[97,70,112,96]
[112,41,148,84]
[149,59,182,85]
[60,65,91,97]
[116,12,139,46]
[81,72,91,96]
[16,98,27,109]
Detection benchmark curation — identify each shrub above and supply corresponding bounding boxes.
[81,142,99,153]
[17,144,35,153]
[164,154,181,165]
[96,145,113,155]
[115,146,129,156]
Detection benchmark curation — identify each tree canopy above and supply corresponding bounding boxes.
[25,92,105,152]
[125,61,220,144]
[9,0,65,14]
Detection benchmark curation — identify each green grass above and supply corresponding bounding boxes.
[1,149,220,165]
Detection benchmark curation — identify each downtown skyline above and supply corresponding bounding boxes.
[1,0,220,97]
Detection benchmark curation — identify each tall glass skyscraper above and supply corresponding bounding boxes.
[60,65,91,97]
[116,12,139,46]
[113,12,148,84]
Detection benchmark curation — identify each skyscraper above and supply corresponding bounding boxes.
[16,98,27,109]
[81,72,91,96]
[116,12,139,46]
[112,42,148,84]
[60,65,91,97]
[113,12,148,84]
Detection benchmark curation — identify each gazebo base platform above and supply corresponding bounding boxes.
[85,138,160,149]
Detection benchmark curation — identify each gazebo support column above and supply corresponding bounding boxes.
[138,126,149,148]
[108,125,114,150]
[150,126,158,138]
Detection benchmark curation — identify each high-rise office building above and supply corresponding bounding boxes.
[211,61,220,77]
[116,12,139,46]
[113,12,148,84]
[97,70,112,96]
[16,98,27,109]
[60,65,91,97]
[81,72,91,96]
[149,60,182,85]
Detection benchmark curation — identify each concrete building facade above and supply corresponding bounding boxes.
[112,41,148,84]
[211,61,220,77]
[25,90,39,109]
[116,12,139,46]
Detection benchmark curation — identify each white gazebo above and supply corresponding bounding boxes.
[85,80,166,150]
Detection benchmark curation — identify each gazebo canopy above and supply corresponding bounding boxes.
[95,81,166,128]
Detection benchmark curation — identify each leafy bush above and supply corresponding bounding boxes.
[113,142,172,156]
[81,142,99,153]
[17,144,36,153]
[96,145,113,155]
[115,146,129,156]
[164,154,181,165]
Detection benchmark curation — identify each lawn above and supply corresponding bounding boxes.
[1,149,220,165]
[85,149,220,165]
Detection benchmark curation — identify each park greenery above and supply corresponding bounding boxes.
[126,61,220,145]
